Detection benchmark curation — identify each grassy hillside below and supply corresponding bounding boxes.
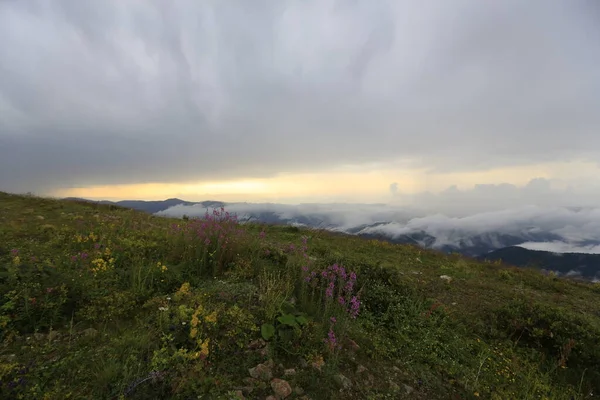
[1,191,599,400]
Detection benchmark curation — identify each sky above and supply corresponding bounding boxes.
[1,0,600,209]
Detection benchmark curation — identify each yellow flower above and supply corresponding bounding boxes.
[199,338,210,357]
[204,312,217,324]
[474,392,480,397]
[178,282,191,295]
[190,327,198,339]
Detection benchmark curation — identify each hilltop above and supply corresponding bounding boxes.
[1,191,599,399]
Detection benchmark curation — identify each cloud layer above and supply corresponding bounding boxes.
[1,1,600,193]
[158,196,600,254]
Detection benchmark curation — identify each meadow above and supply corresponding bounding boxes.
[1,191,599,399]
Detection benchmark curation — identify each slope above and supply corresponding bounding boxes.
[1,191,599,399]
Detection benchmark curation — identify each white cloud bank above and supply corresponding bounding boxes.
[158,202,600,254]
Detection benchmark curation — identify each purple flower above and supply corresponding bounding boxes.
[330,316,337,324]
[259,231,266,239]
[344,281,354,293]
[326,282,335,298]
[338,296,346,306]
[324,328,338,350]
[349,296,361,318]
[10,249,19,256]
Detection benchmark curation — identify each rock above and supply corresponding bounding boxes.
[0,354,16,362]
[243,377,259,385]
[270,378,292,399]
[258,346,269,357]
[249,363,273,381]
[334,374,352,390]
[266,396,277,400]
[36,215,45,220]
[356,365,367,374]
[440,275,453,282]
[294,386,305,395]
[403,384,414,394]
[239,386,254,394]
[231,390,245,399]
[82,328,98,337]
[389,381,400,391]
[346,338,360,352]
[283,368,296,377]
[48,330,61,342]
[248,339,266,350]
[33,332,46,342]
[392,366,401,372]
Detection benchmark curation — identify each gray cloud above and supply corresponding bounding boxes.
[1,1,600,193]
[392,178,600,216]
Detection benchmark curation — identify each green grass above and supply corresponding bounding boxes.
[1,191,599,399]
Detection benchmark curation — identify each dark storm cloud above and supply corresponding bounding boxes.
[1,0,599,193]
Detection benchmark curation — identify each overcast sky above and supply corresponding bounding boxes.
[1,1,600,207]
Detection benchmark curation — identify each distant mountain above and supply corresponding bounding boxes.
[478,246,600,280]
[63,197,224,214]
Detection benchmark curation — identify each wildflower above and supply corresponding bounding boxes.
[204,312,217,324]
[259,231,266,239]
[10,249,19,256]
[325,282,335,298]
[190,327,198,339]
[349,296,361,318]
[199,338,210,357]
[158,306,168,312]
[324,328,338,351]
[330,316,337,324]
[338,296,345,305]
